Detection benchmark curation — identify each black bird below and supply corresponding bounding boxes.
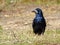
[32,8,46,35]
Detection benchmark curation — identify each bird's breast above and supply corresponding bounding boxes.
[34,17,43,23]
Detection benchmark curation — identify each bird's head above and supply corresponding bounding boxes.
[32,8,43,17]
[32,8,42,14]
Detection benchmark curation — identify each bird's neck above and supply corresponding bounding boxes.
[36,13,42,17]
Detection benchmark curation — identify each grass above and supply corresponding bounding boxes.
[0,24,59,45]
[0,0,60,45]
[0,28,60,45]
[0,0,60,7]
[0,0,60,12]
[0,25,3,34]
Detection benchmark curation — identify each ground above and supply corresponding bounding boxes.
[0,4,60,45]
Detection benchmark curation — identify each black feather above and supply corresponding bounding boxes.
[32,8,46,35]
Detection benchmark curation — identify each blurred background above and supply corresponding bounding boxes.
[0,0,60,45]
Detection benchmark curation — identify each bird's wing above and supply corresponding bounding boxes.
[32,19,36,28]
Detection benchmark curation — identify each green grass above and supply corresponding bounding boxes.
[0,25,3,34]
[1,0,60,6]
[20,0,60,5]
[0,25,3,30]
[0,29,60,45]
[0,0,60,12]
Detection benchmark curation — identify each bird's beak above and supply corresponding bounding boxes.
[32,10,35,12]
[32,10,36,13]
[30,10,35,15]
[32,10,38,13]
